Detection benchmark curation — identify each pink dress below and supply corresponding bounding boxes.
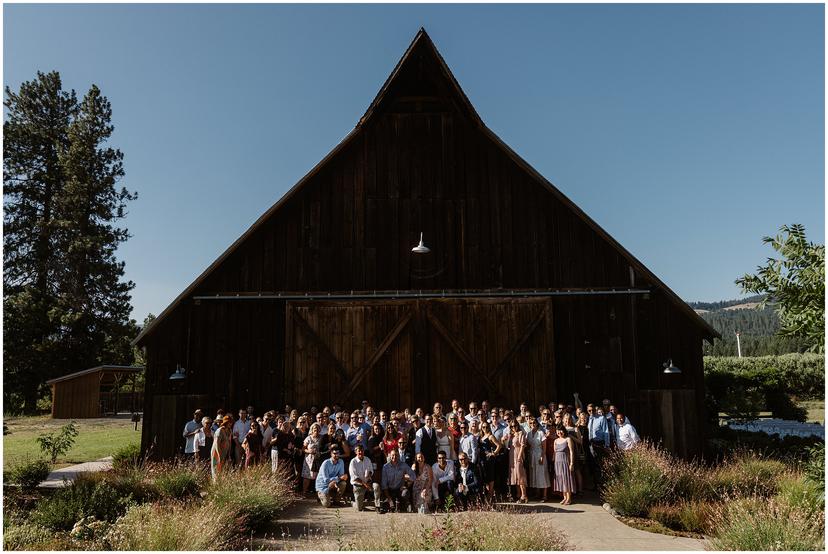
[509,431,527,486]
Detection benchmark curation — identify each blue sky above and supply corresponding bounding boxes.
[4,4,824,321]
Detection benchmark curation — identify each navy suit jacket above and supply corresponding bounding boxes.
[454,465,481,495]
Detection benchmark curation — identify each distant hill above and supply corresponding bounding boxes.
[687,296,809,356]
[688,295,766,312]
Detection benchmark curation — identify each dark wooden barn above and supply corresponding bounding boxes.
[134,29,718,459]
[47,365,143,419]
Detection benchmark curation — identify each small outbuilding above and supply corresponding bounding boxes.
[47,365,144,419]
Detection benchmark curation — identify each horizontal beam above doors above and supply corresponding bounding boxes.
[192,288,652,302]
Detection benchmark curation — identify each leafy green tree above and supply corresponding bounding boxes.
[3,72,137,412]
[736,224,825,353]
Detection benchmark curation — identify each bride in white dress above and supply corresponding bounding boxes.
[435,417,456,460]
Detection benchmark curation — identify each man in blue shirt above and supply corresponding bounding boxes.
[586,404,610,488]
[381,449,415,513]
[315,448,348,507]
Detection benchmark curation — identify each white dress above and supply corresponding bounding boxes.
[436,431,455,460]
[527,429,550,488]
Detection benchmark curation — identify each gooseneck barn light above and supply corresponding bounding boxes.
[411,232,430,254]
[169,364,187,380]
[662,359,681,374]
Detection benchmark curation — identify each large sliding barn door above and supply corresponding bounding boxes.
[285,301,415,408]
[284,298,554,409]
[425,299,554,408]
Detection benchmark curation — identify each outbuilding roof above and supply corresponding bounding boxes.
[46,365,144,385]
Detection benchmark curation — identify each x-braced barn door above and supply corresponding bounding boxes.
[285,301,415,408]
[284,299,555,409]
[424,298,555,408]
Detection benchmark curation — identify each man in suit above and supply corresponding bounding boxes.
[454,452,481,510]
[415,413,439,465]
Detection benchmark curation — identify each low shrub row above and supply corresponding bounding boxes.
[704,353,825,399]
[704,353,824,421]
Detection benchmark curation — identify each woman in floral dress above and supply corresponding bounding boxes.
[412,452,433,513]
[302,423,322,497]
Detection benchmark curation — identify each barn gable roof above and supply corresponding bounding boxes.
[135,28,718,346]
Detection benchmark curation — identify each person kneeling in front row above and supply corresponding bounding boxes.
[381,448,415,513]
[454,452,481,510]
[315,448,348,507]
[431,451,455,510]
[349,445,381,511]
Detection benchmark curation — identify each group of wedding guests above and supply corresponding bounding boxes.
[182,396,640,513]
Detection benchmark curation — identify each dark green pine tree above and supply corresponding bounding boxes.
[4,74,138,413]
[55,85,138,375]
[3,71,78,412]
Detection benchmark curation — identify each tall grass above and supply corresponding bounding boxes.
[601,441,673,515]
[107,501,240,550]
[710,498,825,551]
[708,452,787,499]
[146,460,207,499]
[207,464,297,531]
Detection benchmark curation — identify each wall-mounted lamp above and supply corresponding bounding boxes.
[169,364,187,380]
[411,232,430,254]
[662,359,681,374]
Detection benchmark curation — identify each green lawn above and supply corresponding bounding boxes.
[799,400,824,424]
[2,415,141,471]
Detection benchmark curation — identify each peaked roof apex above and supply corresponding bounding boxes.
[357,27,482,129]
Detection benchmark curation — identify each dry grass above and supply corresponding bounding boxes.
[284,508,572,551]
[207,464,298,531]
[710,497,824,551]
[106,500,240,551]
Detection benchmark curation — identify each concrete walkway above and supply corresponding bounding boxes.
[268,493,706,551]
[39,456,113,488]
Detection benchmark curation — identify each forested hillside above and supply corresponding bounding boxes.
[688,297,810,356]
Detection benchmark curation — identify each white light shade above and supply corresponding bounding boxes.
[412,232,430,254]
[662,359,681,374]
